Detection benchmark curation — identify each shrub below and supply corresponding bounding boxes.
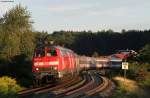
[139,73,150,88]
[0,76,23,98]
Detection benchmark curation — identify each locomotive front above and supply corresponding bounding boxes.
[32,46,59,83]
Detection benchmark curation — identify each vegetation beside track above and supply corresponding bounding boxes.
[128,63,150,88]
[109,62,150,98]
[110,76,150,98]
[0,76,23,98]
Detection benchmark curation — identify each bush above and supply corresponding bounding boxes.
[0,54,33,87]
[139,73,150,88]
[0,76,23,98]
[127,63,148,79]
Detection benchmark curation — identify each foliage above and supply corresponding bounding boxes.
[92,51,99,57]
[129,63,149,77]
[139,44,150,63]
[0,76,23,98]
[138,73,150,88]
[51,31,77,48]
[9,54,33,87]
[45,30,150,56]
[0,4,34,60]
[20,32,35,59]
[0,4,34,87]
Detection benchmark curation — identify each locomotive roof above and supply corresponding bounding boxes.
[54,46,74,52]
[35,45,74,53]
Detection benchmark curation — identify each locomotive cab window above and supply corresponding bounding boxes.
[34,49,45,57]
[46,49,57,56]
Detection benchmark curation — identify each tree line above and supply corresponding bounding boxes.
[47,30,150,56]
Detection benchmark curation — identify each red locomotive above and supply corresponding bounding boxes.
[32,45,79,84]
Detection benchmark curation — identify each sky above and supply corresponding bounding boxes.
[0,0,150,33]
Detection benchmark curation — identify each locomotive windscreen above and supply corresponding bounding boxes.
[34,48,57,57]
[46,49,57,56]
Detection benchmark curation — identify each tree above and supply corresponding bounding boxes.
[0,4,34,60]
[2,4,32,33]
[139,44,150,63]
[20,32,35,59]
[0,19,3,49]
[0,33,20,60]
[121,29,126,33]
[92,52,99,57]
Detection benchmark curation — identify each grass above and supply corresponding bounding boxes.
[110,76,150,98]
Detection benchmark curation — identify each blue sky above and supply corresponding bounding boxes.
[0,0,150,33]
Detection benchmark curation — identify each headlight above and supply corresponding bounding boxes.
[36,68,39,71]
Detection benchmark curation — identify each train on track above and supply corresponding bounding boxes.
[32,42,136,85]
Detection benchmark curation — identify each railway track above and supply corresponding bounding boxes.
[17,74,79,98]
[17,70,114,98]
[83,72,115,98]
[59,71,104,98]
